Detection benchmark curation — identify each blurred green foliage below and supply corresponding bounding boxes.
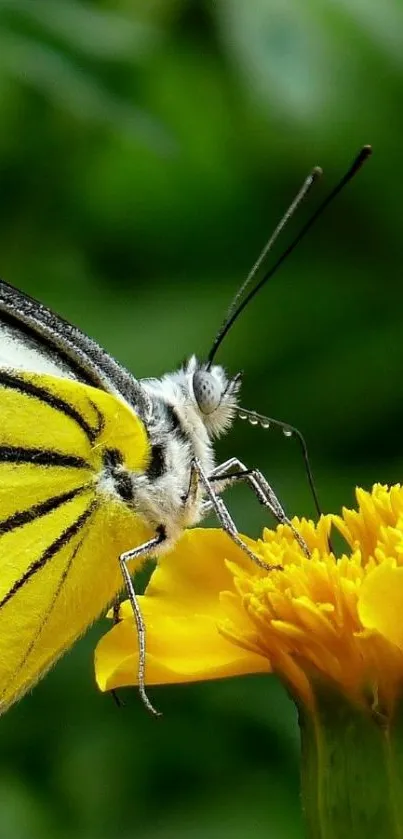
[0,1,401,837]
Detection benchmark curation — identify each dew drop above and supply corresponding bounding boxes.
[249,417,259,426]
[283,428,293,438]
[260,420,270,429]
[238,412,248,420]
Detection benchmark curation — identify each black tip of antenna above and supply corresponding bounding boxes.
[348,144,372,178]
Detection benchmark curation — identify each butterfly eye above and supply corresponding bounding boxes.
[192,370,222,415]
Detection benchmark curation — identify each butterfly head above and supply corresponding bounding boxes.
[190,358,241,438]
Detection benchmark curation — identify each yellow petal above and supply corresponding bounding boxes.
[358,562,403,649]
[95,597,269,691]
[143,528,255,616]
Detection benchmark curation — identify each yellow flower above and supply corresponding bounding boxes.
[95,483,403,715]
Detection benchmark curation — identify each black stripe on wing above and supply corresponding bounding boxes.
[0,370,99,443]
[0,533,87,703]
[0,446,89,469]
[0,485,92,537]
[0,501,97,610]
[88,398,105,438]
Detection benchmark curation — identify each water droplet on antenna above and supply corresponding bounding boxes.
[238,412,247,420]
[249,416,258,426]
[283,428,293,438]
[260,420,270,429]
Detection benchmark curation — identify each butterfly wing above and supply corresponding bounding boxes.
[0,278,148,408]
[0,369,153,712]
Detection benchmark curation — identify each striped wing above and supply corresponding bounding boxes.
[0,369,152,712]
[0,277,147,407]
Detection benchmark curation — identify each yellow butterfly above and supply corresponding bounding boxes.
[0,149,370,714]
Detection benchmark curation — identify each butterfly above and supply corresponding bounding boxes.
[0,146,369,716]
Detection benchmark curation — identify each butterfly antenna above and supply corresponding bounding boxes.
[206,166,322,370]
[212,145,372,522]
[207,145,372,366]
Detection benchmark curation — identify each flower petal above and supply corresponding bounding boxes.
[143,528,257,616]
[358,562,403,649]
[95,596,269,691]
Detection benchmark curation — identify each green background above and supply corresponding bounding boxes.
[0,1,401,837]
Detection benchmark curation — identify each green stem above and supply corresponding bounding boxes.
[299,686,403,839]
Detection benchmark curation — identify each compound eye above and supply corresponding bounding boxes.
[193,370,222,415]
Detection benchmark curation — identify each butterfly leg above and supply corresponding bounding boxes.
[109,598,125,708]
[119,526,166,717]
[192,458,280,570]
[112,598,121,624]
[207,458,310,557]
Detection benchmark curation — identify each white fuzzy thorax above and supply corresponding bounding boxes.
[124,356,241,549]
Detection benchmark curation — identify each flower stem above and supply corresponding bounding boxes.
[299,685,403,839]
